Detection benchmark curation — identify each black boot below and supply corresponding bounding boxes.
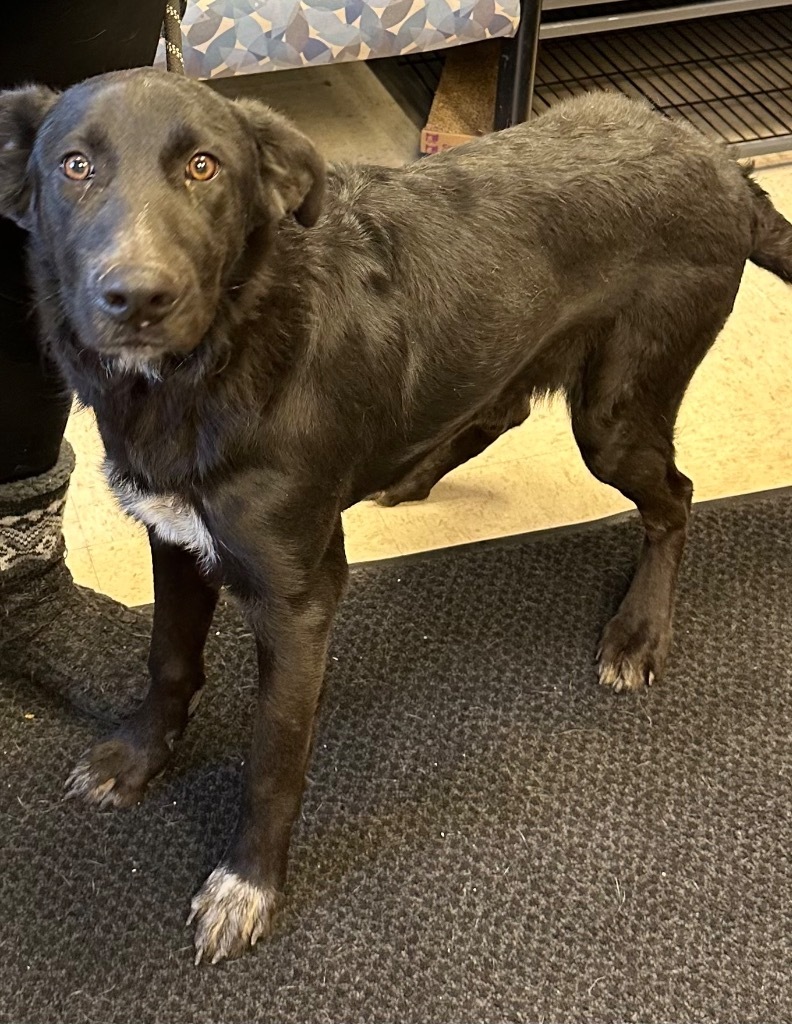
[0,441,150,720]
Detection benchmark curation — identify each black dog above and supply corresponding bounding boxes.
[1,68,790,963]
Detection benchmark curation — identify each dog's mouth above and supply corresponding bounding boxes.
[101,335,207,375]
[87,319,206,363]
[103,325,170,351]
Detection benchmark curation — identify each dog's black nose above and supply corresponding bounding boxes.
[94,265,180,327]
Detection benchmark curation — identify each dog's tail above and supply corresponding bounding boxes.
[745,166,792,283]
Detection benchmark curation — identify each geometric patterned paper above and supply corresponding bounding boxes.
[155,0,520,78]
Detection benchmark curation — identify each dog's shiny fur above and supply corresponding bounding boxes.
[2,68,791,964]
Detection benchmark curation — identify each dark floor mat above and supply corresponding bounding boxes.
[2,492,791,1024]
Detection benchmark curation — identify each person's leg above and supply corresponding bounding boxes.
[0,218,73,481]
[0,0,166,478]
[0,2,168,715]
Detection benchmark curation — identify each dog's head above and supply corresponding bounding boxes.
[0,68,324,368]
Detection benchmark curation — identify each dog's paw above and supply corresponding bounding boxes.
[189,866,279,965]
[597,615,669,693]
[64,736,169,809]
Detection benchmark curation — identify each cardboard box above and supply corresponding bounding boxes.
[420,40,500,155]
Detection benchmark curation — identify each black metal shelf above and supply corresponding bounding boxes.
[531,6,792,154]
[540,0,792,35]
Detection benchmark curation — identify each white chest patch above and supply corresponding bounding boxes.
[110,476,218,568]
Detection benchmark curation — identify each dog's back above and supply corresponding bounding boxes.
[304,93,777,475]
[350,92,758,292]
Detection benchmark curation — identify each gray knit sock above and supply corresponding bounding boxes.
[0,441,151,721]
[0,442,74,583]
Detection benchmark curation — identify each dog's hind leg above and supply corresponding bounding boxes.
[65,536,219,807]
[376,389,531,506]
[570,310,729,692]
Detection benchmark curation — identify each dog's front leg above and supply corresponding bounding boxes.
[189,514,347,964]
[66,534,219,807]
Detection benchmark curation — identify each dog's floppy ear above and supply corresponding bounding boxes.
[0,86,59,227]
[235,99,325,227]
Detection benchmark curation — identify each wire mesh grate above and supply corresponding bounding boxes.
[533,7,792,152]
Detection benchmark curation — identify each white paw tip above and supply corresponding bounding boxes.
[190,866,278,966]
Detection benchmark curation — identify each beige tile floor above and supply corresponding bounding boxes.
[62,65,792,606]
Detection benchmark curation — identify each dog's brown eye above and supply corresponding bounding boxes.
[61,152,94,182]
[186,153,219,182]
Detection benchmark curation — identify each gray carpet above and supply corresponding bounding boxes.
[2,492,791,1023]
